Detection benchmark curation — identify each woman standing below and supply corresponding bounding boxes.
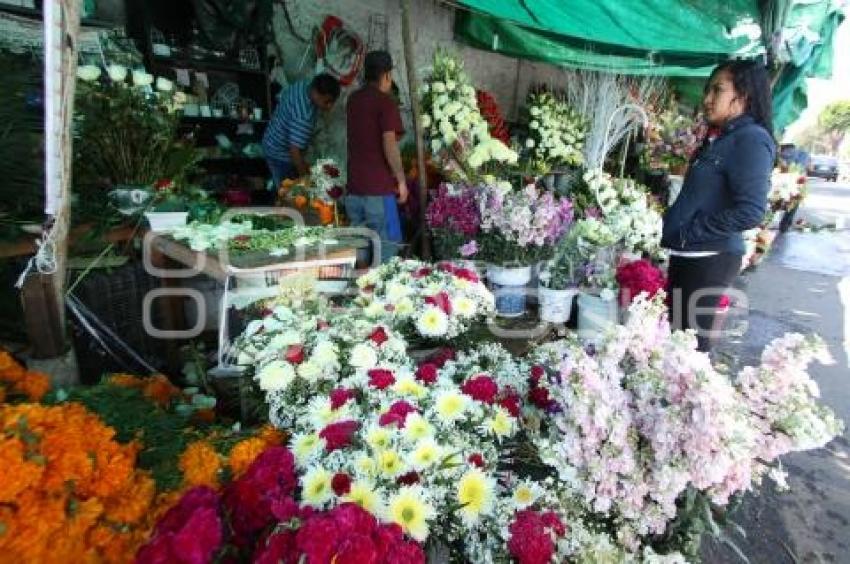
[662,60,776,352]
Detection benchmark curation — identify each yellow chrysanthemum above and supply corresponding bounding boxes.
[486,408,514,438]
[456,468,495,524]
[365,427,392,451]
[292,433,324,466]
[344,481,382,514]
[453,296,477,317]
[392,376,426,398]
[387,487,434,541]
[376,450,405,478]
[395,298,415,316]
[355,453,377,476]
[410,440,442,469]
[301,467,332,507]
[435,391,467,422]
[402,414,433,442]
[415,307,448,337]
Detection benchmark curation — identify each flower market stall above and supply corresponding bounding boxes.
[4,1,848,563]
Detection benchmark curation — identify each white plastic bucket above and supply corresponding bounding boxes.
[487,264,532,317]
[538,284,577,323]
[577,291,618,339]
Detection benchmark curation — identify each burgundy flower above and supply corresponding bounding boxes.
[498,393,522,417]
[412,267,432,279]
[331,473,353,496]
[461,375,499,404]
[380,400,417,428]
[528,386,552,410]
[319,420,359,451]
[424,347,456,368]
[396,471,420,485]
[270,496,301,523]
[369,326,389,346]
[379,412,405,428]
[424,291,452,315]
[327,186,344,200]
[285,344,305,365]
[453,267,479,283]
[414,363,438,384]
[367,368,395,390]
[541,511,567,537]
[529,365,545,385]
[468,453,485,468]
[329,388,356,410]
[254,530,298,564]
[323,164,340,178]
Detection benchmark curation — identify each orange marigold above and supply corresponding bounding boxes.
[142,375,182,407]
[178,440,221,488]
[256,424,286,446]
[103,472,156,525]
[106,373,145,389]
[13,371,51,401]
[228,437,268,478]
[0,350,25,383]
[0,436,43,503]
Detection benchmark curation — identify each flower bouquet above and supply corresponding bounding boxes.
[425,182,482,260]
[524,91,586,174]
[420,50,518,181]
[644,105,703,173]
[476,89,511,145]
[355,258,494,344]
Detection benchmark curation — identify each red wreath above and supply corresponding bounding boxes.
[315,15,364,86]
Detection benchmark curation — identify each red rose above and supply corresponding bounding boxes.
[414,363,439,384]
[528,386,552,409]
[468,453,485,468]
[530,365,545,384]
[369,326,389,346]
[368,368,396,389]
[461,375,499,404]
[424,291,452,315]
[331,473,353,496]
[498,393,522,417]
[507,510,555,564]
[396,471,420,485]
[319,420,359,451]
[329,388,356,410]
[285,344,305,365]
[323,164,340,178]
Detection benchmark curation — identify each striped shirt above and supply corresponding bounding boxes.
[262,80,316,162]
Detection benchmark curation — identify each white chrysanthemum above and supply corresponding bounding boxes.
[395,298,415,316]
[386,282,411,303]
[311,340,339,369]
[349,343,379,369]
[416,307,448,337]
[292,432,325,467]
[453,296,477,318]
[344,480,383,514]
[301,466,333,507]
[392,376,426,399]
[255,360,296,392]
[365,425,393,451]
[435,390,468,423]
[386,487,435,542]
[364,301,387,318]
[131,70,154,86]
[512,480,542,509]
[376,449,406,478]
[402,413,434,442]
[354,453,377,477]
[297,360,322,382]
[456,468,496,525]
[307,396,348,429]
[107,64,128,82]
[484,407,515,439]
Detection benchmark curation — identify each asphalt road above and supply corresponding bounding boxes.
[704,178,850,563]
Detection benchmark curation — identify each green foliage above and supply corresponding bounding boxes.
[818,100,850,133]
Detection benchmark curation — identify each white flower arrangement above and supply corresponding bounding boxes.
[525,91,586,172]
[309,158,346,203]
[420,50,517,179]
[355,258,494,342]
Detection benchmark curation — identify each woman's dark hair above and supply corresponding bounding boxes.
[711,60,773,135]
[310,73,341,101]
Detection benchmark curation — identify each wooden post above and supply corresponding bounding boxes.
[399,0,431,259]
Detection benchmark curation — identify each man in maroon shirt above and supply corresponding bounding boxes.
[346,51,408,264]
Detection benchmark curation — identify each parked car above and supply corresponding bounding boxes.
[807,154,839,181]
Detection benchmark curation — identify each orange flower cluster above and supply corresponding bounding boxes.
[106,373,183,407]
[178,425,286,485]
[0,350,51,403]
[0,402,162,563]
[179,440,222,488]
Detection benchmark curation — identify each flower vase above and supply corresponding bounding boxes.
[487,264,532,318]
[145,211,188,231]
[577,291,618,339]
[538,284,577,323]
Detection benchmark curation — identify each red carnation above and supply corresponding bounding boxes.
[468,453,485,468]
[529,386,552,409]
[530,365,545,384]
[412,267,432,278]
[425,347,456,368]
[254,530,297,564]
[461,375,499,404]
[329,388,356,410]
[453,267,480,283]
[542,511,567,537]
[424,291,452,315]
[415,363,439,384]
[499,393,522,417]
[331,473,353,496]
[379,412,405,428]
[323,164,340,178]
[369,326,389,345]
[138,486,223,564]
[319,420,359,451]
[285,344,305,365]
[396,471,420,485]
[616,259,667,307]
[368,368,396,389]
[380,400,418,428]
[507,510,555,564]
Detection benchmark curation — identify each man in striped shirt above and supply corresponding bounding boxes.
[262,73,341,191]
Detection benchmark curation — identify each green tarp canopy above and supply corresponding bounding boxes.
[453,0,845,133]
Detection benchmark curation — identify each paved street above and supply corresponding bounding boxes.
[705,179,850,563]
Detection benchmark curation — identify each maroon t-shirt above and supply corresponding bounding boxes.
[346,85,404,196]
